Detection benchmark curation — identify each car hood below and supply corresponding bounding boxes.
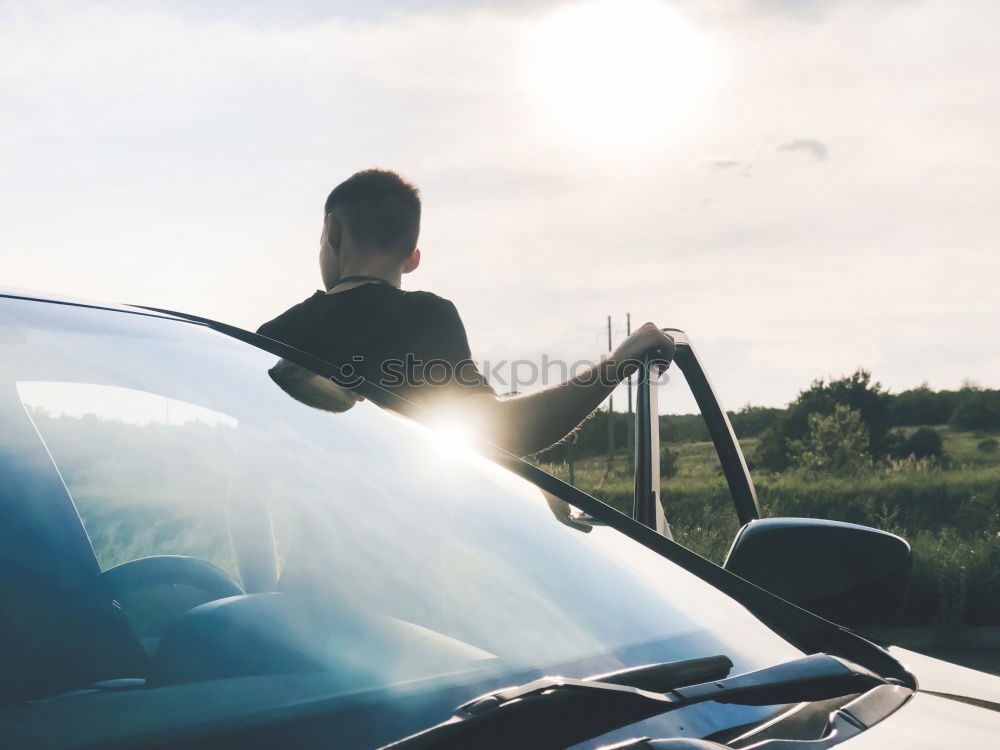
[838,647,1000,748]
[839,691,1000,748]
[889,646,1000,705]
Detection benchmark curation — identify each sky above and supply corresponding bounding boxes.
[2,0,998,413]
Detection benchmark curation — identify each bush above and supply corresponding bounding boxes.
[887,426,944,460]
[660,444,679,477]
[754,422,791,472]
[907,426,944,459]
[884,430,906,459]
[901,528,1000,627]
[788,405,871,476]
[978,438,999,454]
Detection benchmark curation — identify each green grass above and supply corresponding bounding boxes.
[539,426,1000,627]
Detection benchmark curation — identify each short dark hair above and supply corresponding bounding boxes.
[324,169,421,256]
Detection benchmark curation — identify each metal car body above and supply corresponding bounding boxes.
[0,289,997,749]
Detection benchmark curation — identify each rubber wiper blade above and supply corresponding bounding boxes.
[589,655,734,691]
[457,655,732,719]
[669,652,885,707]
[380,654,885,750]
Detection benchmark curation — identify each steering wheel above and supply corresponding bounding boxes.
[96,556,245,661]
[99,555,244,602]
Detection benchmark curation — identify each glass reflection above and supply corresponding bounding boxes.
[0,298,800,743]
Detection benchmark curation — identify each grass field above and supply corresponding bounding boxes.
[538,426,1000,627]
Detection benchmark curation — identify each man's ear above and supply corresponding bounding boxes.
[322,213,343,252]
[401,247,421,275]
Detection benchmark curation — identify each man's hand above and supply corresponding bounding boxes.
[481,321,677,456]
[543,492,592,533]
[612,322,676,377]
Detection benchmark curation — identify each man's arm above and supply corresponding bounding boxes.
[269,358,363,413]
[465,323,676,456]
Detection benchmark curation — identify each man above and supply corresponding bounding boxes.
[259,169,675,456]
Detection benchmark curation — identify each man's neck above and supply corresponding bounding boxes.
[327,266,402,293]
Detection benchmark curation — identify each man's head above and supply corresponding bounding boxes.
[320,169,422,290]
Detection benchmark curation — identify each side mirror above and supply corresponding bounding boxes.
[723,518,911,629]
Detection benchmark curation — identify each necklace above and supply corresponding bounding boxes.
[331,275,395,289]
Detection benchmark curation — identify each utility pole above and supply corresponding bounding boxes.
[626,313,634,472]
[567,433,576,486]
[606,315,615,475]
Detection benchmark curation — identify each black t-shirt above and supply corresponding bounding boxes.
[257,285,494,409]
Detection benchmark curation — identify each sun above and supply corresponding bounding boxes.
[532,0,712,145]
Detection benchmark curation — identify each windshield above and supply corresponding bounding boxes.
[0,297,801,748]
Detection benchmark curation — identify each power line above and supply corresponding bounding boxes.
[606,315,614,474]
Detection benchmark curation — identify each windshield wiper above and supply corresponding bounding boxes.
[381,653,886,750]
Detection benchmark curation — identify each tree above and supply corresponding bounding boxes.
[729,405,782,438]
[755,370,890,471]
[949,386,1000,432]
[788,404,870,476]
[887,383,960,426]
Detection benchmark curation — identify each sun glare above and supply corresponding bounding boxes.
[428,423,476,459]
[533,0,712,145]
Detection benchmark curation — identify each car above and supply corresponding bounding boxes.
[0,288,997,749]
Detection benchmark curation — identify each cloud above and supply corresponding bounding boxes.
[777,138,829,161]
[0,0,997,410]
[693,157,754,179]
[694,157,743,171]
